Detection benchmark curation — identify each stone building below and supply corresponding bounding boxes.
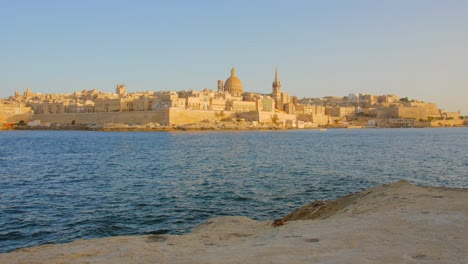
[296,105,326,115]
[271,68,295,113]
[327,106,356,118]
[401,101,439,117]
[362,94,378,108]
[272,68,282,110]
[133,96,151,111]
[440,111,461,119]
[186,97,205,110]
[389,118,415,128]
[379,94,400,103]
[152,91,179,109]
[223,67,243,96]
[116,84,127,97]
[0,102,32,115]
[260,97,275,112]
[226,100,257,112]
[210,98,227,111]
[94,98,134,112]
[31,102,65,114]
[217,80,224,92]
[375,101,440,121]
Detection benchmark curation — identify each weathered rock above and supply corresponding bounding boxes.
[2,180,467,264]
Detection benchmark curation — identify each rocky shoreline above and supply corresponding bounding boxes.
[7,121,311,132]
[4,120,467,132]
[1,180,467,263]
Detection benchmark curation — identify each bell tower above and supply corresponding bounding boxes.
[272,67,283,110]
[116,84,127,96]
[272,67,281,94]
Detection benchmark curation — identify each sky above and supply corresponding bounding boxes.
[1,0,467,114]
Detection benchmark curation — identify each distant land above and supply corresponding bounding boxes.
[1,68,466,130]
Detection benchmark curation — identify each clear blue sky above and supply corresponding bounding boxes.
[1,0,467,114]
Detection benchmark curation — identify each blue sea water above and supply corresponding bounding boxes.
[0,128,467,253]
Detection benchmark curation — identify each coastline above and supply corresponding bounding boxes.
[4,123,312,132]
[4,122,467,132]
[2,180,467,263]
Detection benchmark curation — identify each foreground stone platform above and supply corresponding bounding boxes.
[2,180,467,264]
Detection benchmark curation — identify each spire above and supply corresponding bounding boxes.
[231,67,236,76]
[275,67,279,82]
[272,67,281,94]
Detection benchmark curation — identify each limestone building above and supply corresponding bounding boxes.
[272,67,282,109]
[217,80,224,92]
[116,84,127,97]
[271,68,293,112]
[223,67,243,95]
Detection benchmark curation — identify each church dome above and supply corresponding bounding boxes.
[224,67,243,95]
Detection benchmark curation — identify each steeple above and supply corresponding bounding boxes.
[275,67,279,83]
[272,67,281,94]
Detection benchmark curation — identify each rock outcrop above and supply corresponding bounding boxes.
[2,180,467,264]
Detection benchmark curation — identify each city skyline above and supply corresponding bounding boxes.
[2,1,467,114]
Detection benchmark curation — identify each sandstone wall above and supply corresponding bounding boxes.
[32,110,170,125]
[168,109,234,125]
[238,111,262,122]
[430,119,464,127]
[0,113,33,124]
[398,107,427,120]
[297,114,331,126]
[376,106,398,118]
[239,111,296,123]
[19,109,300,126]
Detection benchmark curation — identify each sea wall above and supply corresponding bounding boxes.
[32,110,170,125]
[297,114,331,126]
[0,113,33,124]
[398,106,427,120]
[168,109,234,125]
[32,109,232,126]
[20,109,307,127]
[430,118,464,127]
[239,111,297,123]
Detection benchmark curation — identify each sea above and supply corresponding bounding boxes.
[0,128,467,253]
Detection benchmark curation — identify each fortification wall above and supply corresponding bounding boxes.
[239,111,296,123]
[263,112,296,123]
[168,109,233,125]
[238,111,262,122]
[32,110,170,125]
[26,109,300,126]
[297,114,331,126]
[398,107,427,120]
[430,119,464,127]
[376,106,398,118]
[0,113,33,124]
[297,114,313,122]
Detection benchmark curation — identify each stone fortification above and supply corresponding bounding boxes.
[28,109,299,127]
[430,118,464,127]
[0,113,33,124]
[0,103,33,124]
[239,111,297,124]
[296,114,332,126]
[32,110,170,126]
[168,109,233,125]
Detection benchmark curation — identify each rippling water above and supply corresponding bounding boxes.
[0,128,467,252]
